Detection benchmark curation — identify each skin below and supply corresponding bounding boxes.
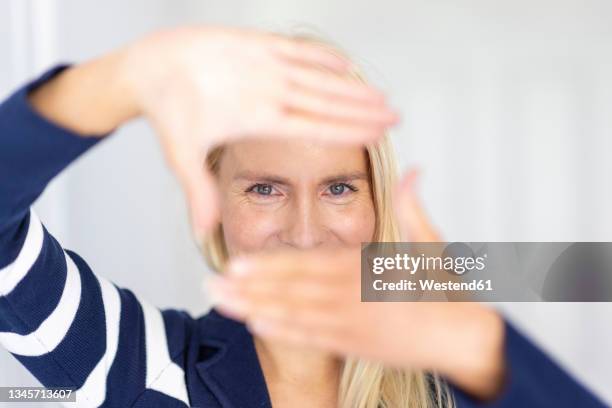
[26,25,504,406]
[28,26,397,239]
[211,169,506,404]
[214,139,376,407]
[217,139,376,253]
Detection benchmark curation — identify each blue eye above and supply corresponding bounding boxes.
[328,183,356,196]
[251,184,273,195]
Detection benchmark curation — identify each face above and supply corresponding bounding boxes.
[216,139,377,256]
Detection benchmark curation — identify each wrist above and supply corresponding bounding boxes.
[28,49,140,137]
[116,30,180,121]
[438,305,506,401]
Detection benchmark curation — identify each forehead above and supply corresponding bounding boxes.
[219,139,369,179]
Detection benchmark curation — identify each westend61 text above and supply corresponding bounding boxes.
[373,279,493,291]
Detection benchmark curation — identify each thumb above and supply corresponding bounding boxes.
[172,152,220,246]
[393,169,441,242]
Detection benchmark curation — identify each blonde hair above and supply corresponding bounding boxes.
[201,35,454,408]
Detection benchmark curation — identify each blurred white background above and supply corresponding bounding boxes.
[1,0,611,406]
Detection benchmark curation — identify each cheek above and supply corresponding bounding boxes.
[221,200,378,253]
[326,203,376,245]
[221,206,281,255]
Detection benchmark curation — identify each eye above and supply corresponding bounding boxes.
[327,183,357,196]
[252,184,273,195]
[245,183,281,198]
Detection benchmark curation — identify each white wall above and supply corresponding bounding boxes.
[1,0,611,406]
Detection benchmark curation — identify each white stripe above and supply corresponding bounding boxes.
[138,295,189,406]
[74,277,121,407]
[0,210,44,296]
[0,251,82,356]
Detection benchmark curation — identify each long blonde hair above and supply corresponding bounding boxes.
[201,36,454,408]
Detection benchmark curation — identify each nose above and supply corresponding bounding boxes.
[280,197,328,249]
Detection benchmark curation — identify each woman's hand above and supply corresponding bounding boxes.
[208,170,506,401]
[29,26,398,239]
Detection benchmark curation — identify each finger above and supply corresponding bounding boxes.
[209,274,342,326]
[284,87,399,126]
[247,316,349,353]
[169,149,220,243]
[209,269,343,319]
[257,294,355,331]
[219,279,359,332]
[272,114,387,145]
[285,64,387,104]
[225,248,360,281]
[394,169,441,242]
[233,274,341,306]
[273,37,351,73]
[206,276,250,320]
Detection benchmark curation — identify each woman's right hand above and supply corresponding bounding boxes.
[29,26,398,239]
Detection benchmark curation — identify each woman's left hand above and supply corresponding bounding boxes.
[207,170,507,401]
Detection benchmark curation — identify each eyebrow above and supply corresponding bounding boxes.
[233,171,369,186]
[320,172,369,185]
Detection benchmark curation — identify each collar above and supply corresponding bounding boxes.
[192,308,273,408]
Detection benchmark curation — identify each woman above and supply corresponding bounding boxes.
[200,137,456,407]
[0,26,605,407]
